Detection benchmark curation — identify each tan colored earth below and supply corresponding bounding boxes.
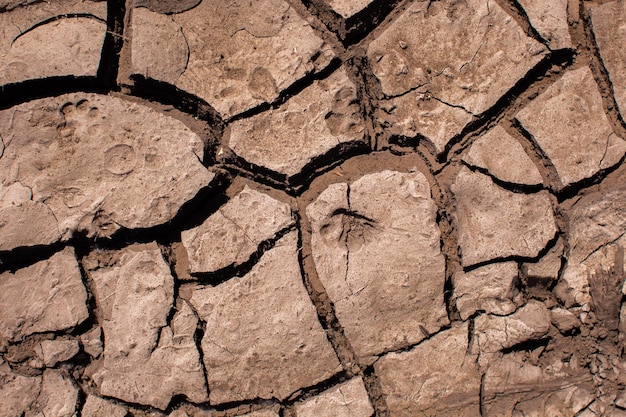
[1,0,626,416]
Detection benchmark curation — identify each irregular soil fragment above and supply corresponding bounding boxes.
[0,247,88,342]
[181,185,294,274]
[482,354,595,416]
[307,170,448,359]
[0,93,215,246]
[188,232,341,404]
[375,322,481,416]
[131,0,334,118]
[452,261,520,320]
[518,0,572,49]
[228,68,365,179]
[590,1,626,120]
[85,243,208,410]
[368,0,546,151]
[473,300,551,356]
[516,66,626,189]
[0,0,106,85]
[295,377,374,417]
[81,395,128,417]
[559,171,626,307]
[462,125,543,186]
[452,167,557,266]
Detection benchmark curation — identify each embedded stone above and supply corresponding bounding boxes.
[228,68,365,178]
[375,323,481,417]
[0,1,106,86]
[516,66,626,188]
[518,0,572,49]
[181,185,294,274]
[82,395,128,417]
[452,167,557,267]
[131,0,334,118]
[452,262,519,320]
[85,243,208,410]
[295,377,374,417]
[0,247,88,342]
[462,125,542,186]
[307,170,448,359]
[0,93,215,247]
[473,300,551,355]
[550,308,580,334]
[590,1,626,119]
[188,232,341,404]
[368,0,546,152]
[39,338,80,367]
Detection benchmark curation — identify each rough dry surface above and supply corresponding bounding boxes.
[2,0,626,416]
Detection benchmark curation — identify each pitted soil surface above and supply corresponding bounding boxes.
[1,0,626,416]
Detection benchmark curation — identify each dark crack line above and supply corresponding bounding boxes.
[510,118,563,192]
[192,224,297,286]
[435,49,574,165]
[10,13,106,46]
[507,0,551,47]
[461,161,545,194]
[344,184,352,295]
[220,139,370,196]
[225,57,342,124]
[462,229,560,273]
[582,2,626,133]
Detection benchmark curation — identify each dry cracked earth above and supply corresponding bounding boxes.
[1,0,626,416]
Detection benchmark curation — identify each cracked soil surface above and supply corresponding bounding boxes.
[1,0,626,416]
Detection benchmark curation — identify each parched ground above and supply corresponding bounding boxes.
[1,0,626,416]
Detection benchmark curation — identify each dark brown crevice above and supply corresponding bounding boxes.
[0,76,104,111]
[496,0,550,47]
[71,248,101,337]
[219,140,371,197]
[157,243,181,331]
[225,57,343,125]
[462,226,561,272]
[479,372,487,417]
[189,308,212,412]
[128,74,224,140]
[300,0,404,46]
[0,241,67,272]
[295,212,360,375]
[434,185,463,322]
[581,1,626,135]
[362,365,389,417]
[191,224,297,286]
[440,49,575,164]
[508,118,563,192]
[555,153,626,203]
[97,0,127,89]
[90,172,231,249]
[460,161,545,194]
[11,13,106,46]
[348,53,378,151]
